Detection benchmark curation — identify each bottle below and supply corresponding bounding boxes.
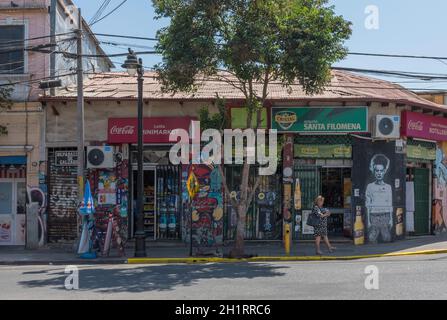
[294,178,302,210]
[396,208,404,236]
[354,206,365,245]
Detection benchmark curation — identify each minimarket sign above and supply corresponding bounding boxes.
[294,144,352,159]
[407,144,436,161]
[271,107,368,133]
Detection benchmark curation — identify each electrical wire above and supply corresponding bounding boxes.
[89,0,129,27]
[99,40,155,51]
[0,32,75,46]
[89,0,112,25]
[0,72,76,87]
[91,32,158,42]
[348,52,447,61]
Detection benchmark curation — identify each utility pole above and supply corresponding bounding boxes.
[76,8,85,207]
[49,0,57,97]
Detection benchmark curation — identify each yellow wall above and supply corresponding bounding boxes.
[0,102,43,186]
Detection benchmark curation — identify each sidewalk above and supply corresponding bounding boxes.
[1,234,447,265]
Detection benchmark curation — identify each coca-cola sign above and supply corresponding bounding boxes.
[402,111,447,141]
[108,117,196,144]
[407,120,423,132]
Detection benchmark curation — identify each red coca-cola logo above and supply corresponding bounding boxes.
[408,120,423,131]
[110,125,135,135]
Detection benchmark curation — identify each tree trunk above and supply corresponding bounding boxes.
[231,203,247,258]
[230,160,251,258]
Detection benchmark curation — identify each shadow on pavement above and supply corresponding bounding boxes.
[18,263,288,293]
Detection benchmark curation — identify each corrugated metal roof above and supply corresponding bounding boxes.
[42,70,446,111]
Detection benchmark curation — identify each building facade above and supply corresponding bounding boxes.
[0,0,111,246]
[40,70,447,252]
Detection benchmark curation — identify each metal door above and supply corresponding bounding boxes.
[414,168,430,235]
[293,165,321,239]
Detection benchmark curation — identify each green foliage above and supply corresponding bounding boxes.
[198,96,230,132]
[0,85,12,135]
[153,0,352,96]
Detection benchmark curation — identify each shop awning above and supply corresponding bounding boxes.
[0,156,27,165]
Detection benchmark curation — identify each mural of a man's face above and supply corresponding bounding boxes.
[374,164,386,181]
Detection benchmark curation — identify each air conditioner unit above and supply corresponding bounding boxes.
[87,146,115,169]
[372,115,401,139]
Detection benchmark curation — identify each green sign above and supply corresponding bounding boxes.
[294,144,352,159]
[407,144,436,160]
[231,108,268,129]
[271,107,368,133]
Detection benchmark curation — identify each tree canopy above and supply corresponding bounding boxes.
[153,0,352,96]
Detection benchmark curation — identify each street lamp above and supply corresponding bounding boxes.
[122,48,146,258]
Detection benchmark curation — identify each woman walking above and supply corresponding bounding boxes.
[313,196,336,255]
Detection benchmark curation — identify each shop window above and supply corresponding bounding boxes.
[321,167,351,236]
[321,168,351,208]
[0,25,25,74]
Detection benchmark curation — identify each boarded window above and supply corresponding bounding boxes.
[0,25,25,74]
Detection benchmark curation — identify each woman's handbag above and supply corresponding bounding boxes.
[306,210,321,227]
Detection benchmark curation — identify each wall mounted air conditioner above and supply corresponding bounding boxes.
[86,146,115,169]
[372,115,401,139]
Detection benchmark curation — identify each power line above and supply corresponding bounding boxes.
[89,0,112,25]
[0,72,76,87]
[98,40,155,51]
[90,0,129,27]
[0,32,75,47]
[333,67,447,80]
[348,52,447,61]
[81,50,157,58]
[91,32,158,42]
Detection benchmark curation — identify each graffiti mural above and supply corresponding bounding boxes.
[352,139,406,243]
[183,164,223,254]
[27,186,47,247]
[89,158,129,256]
[47,150,78,242]
[433,145,447,234]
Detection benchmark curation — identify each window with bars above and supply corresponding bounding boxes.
[0,25,25,74]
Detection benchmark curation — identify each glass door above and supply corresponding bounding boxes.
[132,167,157,240]
[0,180,26,245]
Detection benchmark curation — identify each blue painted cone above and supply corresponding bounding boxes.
[79,181,95,216]
[78,181,96,257]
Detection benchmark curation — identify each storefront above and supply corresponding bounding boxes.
[293,138,354,239]
[224,166,282,241]
[271,106,368,240]
[224,107,282,241]
[107,116,195,241]
[401,111,447,235]
[0,156,27,246]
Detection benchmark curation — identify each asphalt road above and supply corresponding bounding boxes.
[1,254,447,300]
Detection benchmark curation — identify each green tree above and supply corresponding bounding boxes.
[153,0,352,257]
[0,85,12,135]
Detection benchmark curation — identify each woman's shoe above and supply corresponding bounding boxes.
[328,247,336,253]
[316,251,323,256]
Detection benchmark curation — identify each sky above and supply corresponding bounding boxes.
[73,0,447,91]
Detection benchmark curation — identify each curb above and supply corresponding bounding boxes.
[0,259,127,266]
[127,249,447,264]
[1,249,446,266]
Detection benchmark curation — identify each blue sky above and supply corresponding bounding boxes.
[74,0,447,91]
